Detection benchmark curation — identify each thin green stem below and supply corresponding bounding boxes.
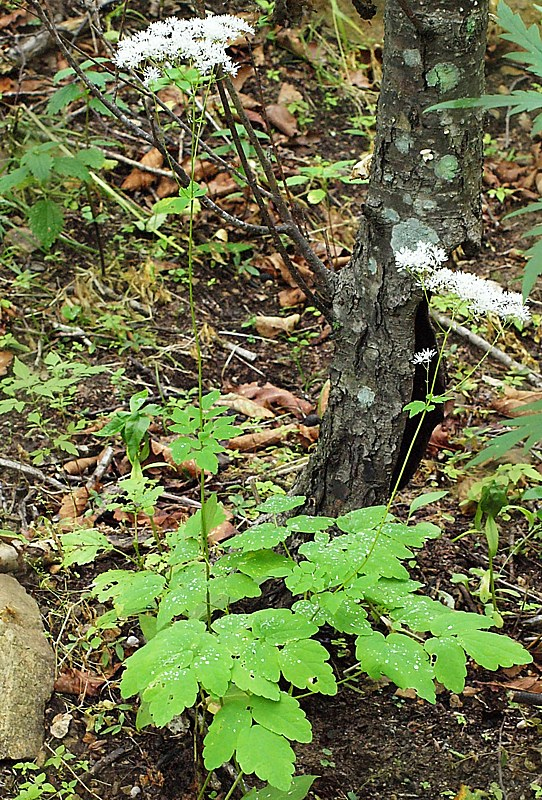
[196,770,213,800]
[223,769,245,800]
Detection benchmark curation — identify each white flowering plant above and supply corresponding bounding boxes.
[23,5,536,799]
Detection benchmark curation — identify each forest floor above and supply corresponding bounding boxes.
[0,2,542,799]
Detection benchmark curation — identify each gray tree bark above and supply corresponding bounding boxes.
[297,0,489,515]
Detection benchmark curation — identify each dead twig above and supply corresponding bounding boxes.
[431,310,542,389]
[0,457,67,492]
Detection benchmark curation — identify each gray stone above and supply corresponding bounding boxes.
[0,543,21,574]
[0,575,55,760]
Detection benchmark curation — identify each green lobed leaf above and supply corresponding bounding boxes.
[457,630,532,670]
[286,515,334,533]
[250,693,312,743]
[236,725,296,791]
[336,505,389,532]
[256,495,306,514]
[157,563,207,627]
[214,551,294,582]
[143,669,199,727]
[47,84,83,114]
[0,165,31,192]
[192,638,233,696]
[231,660,281,700]
[279,639,337,695]
[210,573,261,609]
[226,523,290,552]
[355,631,436,703]
[203,696,252,770]
[424,637,467,694]
[241,775,316,800]
[77,147,105,169]
[121,618,205,699]
[251,609,318,645]
[22,150,53,183]
[93,570,166,617]
[390,595,491,636]
[28,199,64,249]
[61,529,112,567]
[53,156,91,182]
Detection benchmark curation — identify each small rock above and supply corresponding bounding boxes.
[0,574,55,759]
[0,543,21,573]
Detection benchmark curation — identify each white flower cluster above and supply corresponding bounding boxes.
[395,242,447,275]
[115,14,254,78]
[394,241,530,323]
[426,267,531,322]
[411,348,437,366]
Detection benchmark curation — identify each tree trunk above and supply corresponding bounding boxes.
[297,0,489,515]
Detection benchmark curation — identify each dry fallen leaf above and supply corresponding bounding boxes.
[50,712,73,739]
[216,393,275,419]
[58,487,90,520]
[228,425,297,452]
[279,287,306,307]
[237,382,312,418]
[121,147,163,191]
[156,176,178,198]
[63,454,99,475]
[255,313,300,338]
[150,440,203,478]
[0,8,28,28]
[208,521,239,544]
[296,423,319,448]
[503,676,542,693]
[493,386,542,417]
[54,668,106,697]
[266,104,299,137]
[318,380,330,418]
[230,64,254,92]
[0,350,13,377]
[207,173,239,197]
[278,82,303,105]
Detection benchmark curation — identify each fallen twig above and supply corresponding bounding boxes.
[510,690,542,707]
[431,310,542,389]
[0,457,67,491]
[86,447,115,490]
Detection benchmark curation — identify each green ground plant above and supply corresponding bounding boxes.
[0,351,105,463]
[0,139,105,249]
